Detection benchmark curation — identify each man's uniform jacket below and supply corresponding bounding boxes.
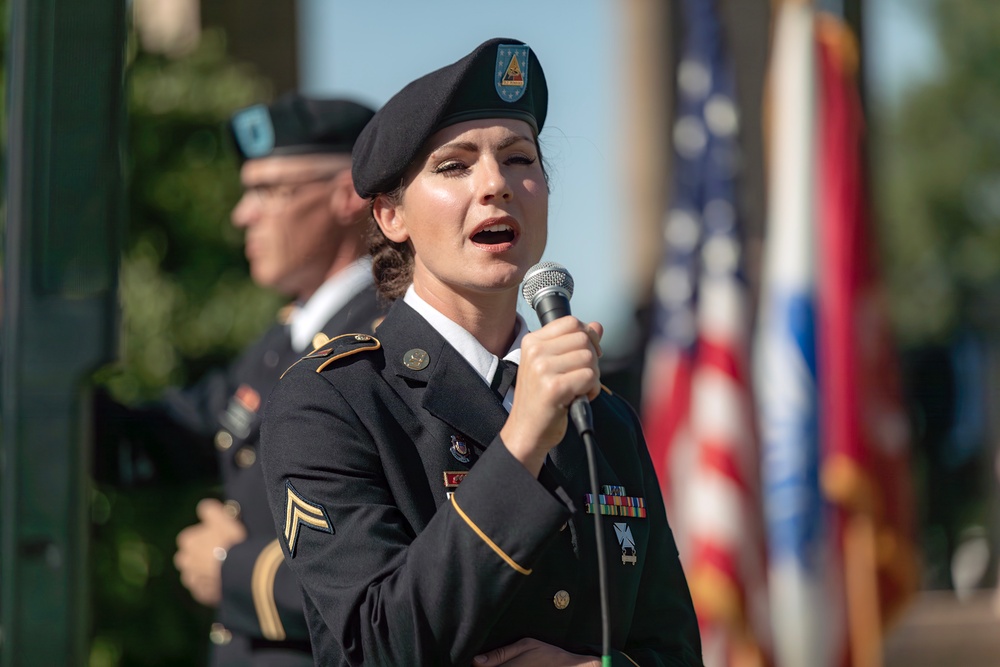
[96,284,384,667]
[261,299,703,666]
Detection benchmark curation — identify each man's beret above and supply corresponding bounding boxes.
[229,92,376,162]
[352,38,548,198]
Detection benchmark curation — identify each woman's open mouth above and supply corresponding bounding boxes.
[471,218,519,248]
[472,222,516,245]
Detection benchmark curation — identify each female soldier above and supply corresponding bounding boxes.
[261,38,702,667]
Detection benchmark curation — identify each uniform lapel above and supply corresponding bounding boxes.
[376,301,508,451]
[421,347,508,449]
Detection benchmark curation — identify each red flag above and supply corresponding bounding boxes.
[815,15,919,666]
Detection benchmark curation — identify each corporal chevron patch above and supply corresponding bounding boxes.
[283,480,333,557]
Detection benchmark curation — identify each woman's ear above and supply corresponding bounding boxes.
[372,194,410,243]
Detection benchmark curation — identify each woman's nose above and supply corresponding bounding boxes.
[477,159,513,203]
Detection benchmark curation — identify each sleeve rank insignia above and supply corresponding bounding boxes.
[283,480,333,557]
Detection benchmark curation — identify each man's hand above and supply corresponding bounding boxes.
[174,498,247,606]
[473,638,602,667]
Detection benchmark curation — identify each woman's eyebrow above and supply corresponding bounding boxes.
[433,140,478,154]
[496,134,534,150]
[433,134,535,156]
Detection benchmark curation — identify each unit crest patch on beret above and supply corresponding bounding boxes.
[495,45,529,102]
[229,92,376,163]
[231,104,274,159]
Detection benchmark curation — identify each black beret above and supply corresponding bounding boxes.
[229,92,376,162]
[352,38,548,198]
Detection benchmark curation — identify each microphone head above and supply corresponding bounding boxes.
[521,261,574,310]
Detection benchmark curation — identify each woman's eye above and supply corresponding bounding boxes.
[507,154,537,166]
[433,161,467,174]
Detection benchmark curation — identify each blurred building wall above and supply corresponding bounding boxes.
[132,0,297,92]
[202,0,298,92]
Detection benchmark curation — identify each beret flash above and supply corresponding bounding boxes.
[352,37,548,198]
[229,92,376,162]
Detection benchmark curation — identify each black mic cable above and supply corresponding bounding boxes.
[522,261,611,667]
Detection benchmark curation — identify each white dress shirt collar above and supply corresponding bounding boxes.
[288,258,373,352]
[403,285,527,411]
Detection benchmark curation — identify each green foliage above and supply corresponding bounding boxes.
[89,28,282,667]
[872,0,1000,343]
[90,485,216,667]
[100,29,282,403]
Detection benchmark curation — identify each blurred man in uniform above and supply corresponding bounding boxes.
[98,92,382,666]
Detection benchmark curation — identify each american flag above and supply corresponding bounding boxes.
[642,0,771,664]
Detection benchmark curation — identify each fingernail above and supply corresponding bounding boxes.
[474,656,487,664]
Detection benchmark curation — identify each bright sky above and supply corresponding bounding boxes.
[866,0,941,107]
[296,0,938,356]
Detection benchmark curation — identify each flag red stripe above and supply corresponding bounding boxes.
[699,440,751,496]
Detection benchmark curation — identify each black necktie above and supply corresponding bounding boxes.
[490,360,518,400]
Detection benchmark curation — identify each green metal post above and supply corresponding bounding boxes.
[1,0,125,665]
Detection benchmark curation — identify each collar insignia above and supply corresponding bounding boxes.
[403,348,430,371]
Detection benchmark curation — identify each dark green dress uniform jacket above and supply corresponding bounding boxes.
[96,284,384,667]
[261,299,702,667]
